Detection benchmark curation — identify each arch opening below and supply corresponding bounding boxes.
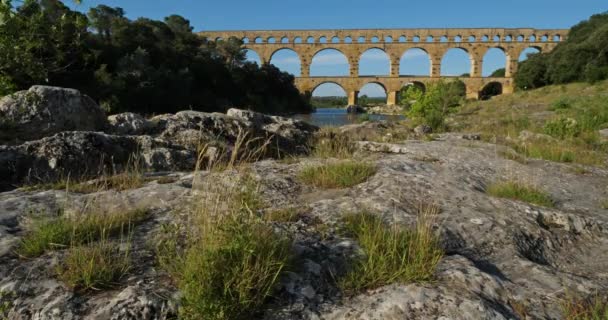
[454,36,462,43]
[413,36,420,43]
[319,36,327,44]
[281,37,289,44]
[399,36,407,42]
[268,37,276,44]
[359,48,390,76]
[385,36,393,43]
[344,36,353,43]
[358,36,366,43]
[482,48,507,77]
[310,49,350,76]
[307,36,314,44]
[440,36,448,43]
[294,37,302,44]
[400,48,430,76]
[311,82,348,109]
[242,37,250,44]
[441,48,471,77]
[519,47,541,61]
[359,82,387,106]
[371,36,380,43]
[269,48,301,76]
[332,36,340,43]
[244,49,261,65]
[468,35,476,42]
[480,82,503,100]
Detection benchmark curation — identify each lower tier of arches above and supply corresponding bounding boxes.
[295,76,513,105]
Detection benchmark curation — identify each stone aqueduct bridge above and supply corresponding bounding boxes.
[199,28,568,104]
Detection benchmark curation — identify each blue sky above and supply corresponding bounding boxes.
[65,0,606,97]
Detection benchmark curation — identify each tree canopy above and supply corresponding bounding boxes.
[0,0,312,115]
[515,12,608,89]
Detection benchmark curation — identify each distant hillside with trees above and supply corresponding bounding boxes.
[0,0,312,115]
[516,12,608,89]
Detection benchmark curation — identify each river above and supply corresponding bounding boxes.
[293,108,405,127]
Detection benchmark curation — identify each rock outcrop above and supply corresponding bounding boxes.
[1,134,607,319]
[0,86,107,143]
[0,86,318,190]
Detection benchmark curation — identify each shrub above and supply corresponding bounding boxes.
[339,204,443,293]
[487,181,554,207]
[544,117,582,139]
[298,161,376,189]
[406,80,465,131]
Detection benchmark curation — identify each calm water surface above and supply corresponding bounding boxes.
[293,108,405,127]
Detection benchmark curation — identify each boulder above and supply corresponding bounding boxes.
[107,112,150,135]
[414,124,432,135]
[599,128,608,141]
[0,131,196,191]
[0,86,107,142]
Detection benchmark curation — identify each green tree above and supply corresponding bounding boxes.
[406,80,465,131]
[490,68,505,77]
[398,84,424,106]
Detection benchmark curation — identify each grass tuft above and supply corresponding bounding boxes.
[310,128,356,159]
[57,238,131,291]
[339,203,443,293]
[18,208,147,258]
[487,181,554,207]
[157,176,293,320]
[298,161,376,189]
[264,207,301,223]
[562,294,608,320]
[601,200,608,210]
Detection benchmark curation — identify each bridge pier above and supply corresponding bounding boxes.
[387,91,398,106]
[348,91,359,106]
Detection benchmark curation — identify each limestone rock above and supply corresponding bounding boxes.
[107,112,150,135]
[0,86,107,142]
[0,131,195,190]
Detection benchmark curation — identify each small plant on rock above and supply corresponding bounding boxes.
[561,293,608,320]
[339,203,443,293]
[298,161,376,189]
[486,181,554,207]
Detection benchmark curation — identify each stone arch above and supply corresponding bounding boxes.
[518,46,541,61]
[281,36,289,44]
[344,36,353,43]
[402,81,426,93]
[331,36,340,43]
[541,35,549,42]
[440,36,449,43]
[359,82,388,104]
[529,34,537,42]
[454,36,462,43]
[482,47,507,77]
[413,36,420,43]
[441,48,471,77]
[269,48,302,76]
[306,36,315,43]
[359,48,390,76]
[482,35,489,42]
[358,36,366,43]
[493,35,500,42]
[398,35,407,42]
[215,37,223,42]
[242,37,250,44]
[400,48,431,76]
[553,34,561,42]
[267,37,276,44]
[385,36,393,43]
[371,36,380,43]
[468,35,476,42]
[517,35,525,42]
[294,37,302,44]
[310,48,350,76]
[312,81,348,96]
[426,35,434,42]
[480,82,502,100]
[505,35,513,42]
[244,49,261,65]
[319,36,328,43]
[255,37,263,44]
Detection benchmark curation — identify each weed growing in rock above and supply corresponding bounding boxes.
[339,203,443,293]
[22,155,147,193]
[57,236,131,291]
[561,293,608,320]
[298,161,376,189]
[601,200,608,210]
[157,175,293,320]
[0,290,14,319]
[264,207,301,223]
[18,208,147,258]
[487,181,554,207]
[310,128,356,159]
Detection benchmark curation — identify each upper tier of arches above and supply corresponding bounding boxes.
[203,28,568,45]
